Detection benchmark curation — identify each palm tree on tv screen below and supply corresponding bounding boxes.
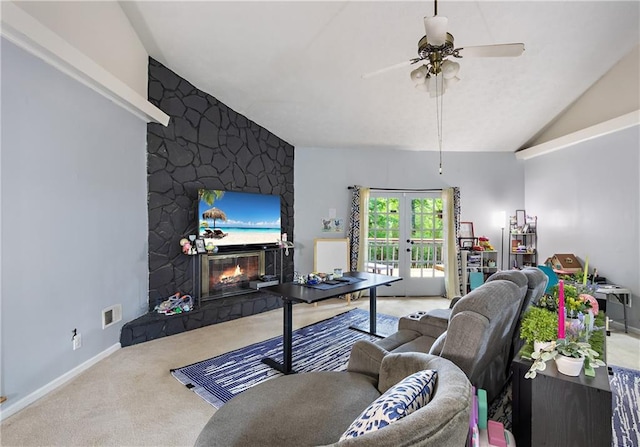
[202,207,227,229]
[199,189,225,206]
[199,189,226,227]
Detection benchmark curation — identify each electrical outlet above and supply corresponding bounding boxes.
[72,333,82,350]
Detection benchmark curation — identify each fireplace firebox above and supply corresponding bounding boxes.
[201,251,265,300]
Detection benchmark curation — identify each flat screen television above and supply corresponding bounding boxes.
[198,189,281,247]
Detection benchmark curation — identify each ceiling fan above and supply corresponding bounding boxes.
[363,0,525,96]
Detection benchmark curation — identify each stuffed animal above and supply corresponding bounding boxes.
[180,238,192,255]
[478,236,495,251]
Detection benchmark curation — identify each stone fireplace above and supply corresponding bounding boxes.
[202,251,265,300]
[119,59,294,347]
[144,58,294,312]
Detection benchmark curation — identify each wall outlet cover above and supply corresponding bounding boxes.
[72,333,81,350]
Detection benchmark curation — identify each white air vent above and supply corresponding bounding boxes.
[102,304,122,329]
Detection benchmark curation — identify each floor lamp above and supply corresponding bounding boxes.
[494,211,506,270]
[501,226,505,270]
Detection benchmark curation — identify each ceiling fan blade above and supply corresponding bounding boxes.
[361,59,419,79]
[458,43,525,58]
[424,16,449,46]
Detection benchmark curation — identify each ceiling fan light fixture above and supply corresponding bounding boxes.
[424,16,449,47]
[441,59,460,79]
[410,65,429,84]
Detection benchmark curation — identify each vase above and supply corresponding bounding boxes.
[555,355,584,376]
[534,340,553,353]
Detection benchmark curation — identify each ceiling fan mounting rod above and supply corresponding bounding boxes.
[428,53,441,75]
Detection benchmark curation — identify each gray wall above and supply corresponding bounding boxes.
[1,39,148,407]
[524,127,639,329]
[294,147,525,276]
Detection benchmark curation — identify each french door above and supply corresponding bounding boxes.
[366,192,445,296]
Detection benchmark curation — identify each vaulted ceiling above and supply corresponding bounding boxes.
[122,1,639,152]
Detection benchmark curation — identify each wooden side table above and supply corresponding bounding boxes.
[511,354,612,447]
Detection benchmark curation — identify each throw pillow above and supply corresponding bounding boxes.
[339,369,438,440]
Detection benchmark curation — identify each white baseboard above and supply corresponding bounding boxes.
[609,320,640,335]
[0,343,121,421]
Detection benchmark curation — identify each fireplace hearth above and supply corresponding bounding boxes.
[121,248,290,346]
[201,251,265,300]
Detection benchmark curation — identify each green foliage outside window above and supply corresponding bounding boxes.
[367,196,443,264]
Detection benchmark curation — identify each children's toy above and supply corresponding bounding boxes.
[478,236,495,251]
[180,238,191,254]
[155,293,194,315]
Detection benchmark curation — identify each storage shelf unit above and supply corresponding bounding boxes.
[461,250,498,293]
[509,213,537,269]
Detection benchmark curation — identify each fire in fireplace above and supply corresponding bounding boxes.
[201,251,265,299]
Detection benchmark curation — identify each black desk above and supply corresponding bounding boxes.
[260,272,402,374]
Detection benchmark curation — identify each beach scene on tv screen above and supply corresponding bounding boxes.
[198,189,281,246]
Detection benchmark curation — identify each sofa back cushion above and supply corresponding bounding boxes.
[441,279,522,402]
[339,370,437,440]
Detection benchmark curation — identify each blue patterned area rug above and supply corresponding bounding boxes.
[171,308,399,408]
[610,364,640,447]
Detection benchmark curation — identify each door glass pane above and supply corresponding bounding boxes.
[367,197,399,276]
[409,196,444,278]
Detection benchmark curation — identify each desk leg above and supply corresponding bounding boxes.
[369,286,377,334]
[349,286,383,338]
[619,294,628,333]
[283,299,293,371]
[262,299,295,374]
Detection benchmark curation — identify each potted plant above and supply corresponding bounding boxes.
[519,307,558,352]
[547,283,593,318]
[524,338,605,379]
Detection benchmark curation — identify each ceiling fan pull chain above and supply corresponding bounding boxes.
[436,73,444,175]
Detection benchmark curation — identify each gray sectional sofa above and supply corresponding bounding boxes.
[195,348,471,447]
[374,268,547,402]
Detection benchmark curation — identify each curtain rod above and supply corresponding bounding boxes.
[347,186,443,192]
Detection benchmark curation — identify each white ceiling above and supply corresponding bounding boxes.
[122,1,640,153]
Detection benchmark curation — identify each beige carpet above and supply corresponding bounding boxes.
[0,297,450,446]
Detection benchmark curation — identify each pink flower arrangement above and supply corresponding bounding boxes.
[579,294,599,315]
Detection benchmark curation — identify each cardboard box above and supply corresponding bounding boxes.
[547,254,583,273]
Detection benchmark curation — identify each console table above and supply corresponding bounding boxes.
[511,353,612,447]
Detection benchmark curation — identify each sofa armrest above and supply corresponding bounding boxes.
[398,312,449,339]
[449,296,462,308]
[347,340,389,381]
[377,352,438,393]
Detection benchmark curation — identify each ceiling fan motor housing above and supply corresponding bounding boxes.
[418,33,455,59]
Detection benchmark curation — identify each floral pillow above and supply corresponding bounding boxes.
[339,369,438,440]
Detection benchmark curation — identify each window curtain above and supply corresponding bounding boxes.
[347,186,370,272]
[442,187,462,299]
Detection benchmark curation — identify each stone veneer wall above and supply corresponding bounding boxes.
[146,58,295,311]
